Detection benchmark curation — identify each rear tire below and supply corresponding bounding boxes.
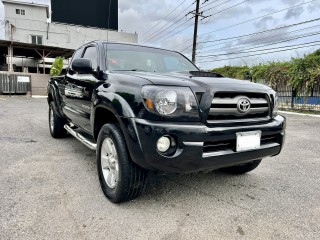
[49,102,67,138]
[97,123,147,203]
[220,159,262,174]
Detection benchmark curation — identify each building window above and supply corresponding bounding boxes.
[16,9,26,15]
[31,35,43,45]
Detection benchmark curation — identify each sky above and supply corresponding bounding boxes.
[1,0,320,70]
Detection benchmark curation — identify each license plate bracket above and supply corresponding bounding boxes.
[236,131,261,152]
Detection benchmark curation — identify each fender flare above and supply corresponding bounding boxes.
[91,92,148,168]
[47,81,65,118]
[93,91,135,119]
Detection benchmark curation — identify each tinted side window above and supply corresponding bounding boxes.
[83,46,98,70]
[70,48,83,67]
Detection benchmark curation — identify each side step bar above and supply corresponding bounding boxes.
[64,124,97,151]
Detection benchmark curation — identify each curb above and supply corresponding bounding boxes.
[279,110,320,118]
[32,95,47,99]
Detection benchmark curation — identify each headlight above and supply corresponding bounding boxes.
[141,85,199,118]
[155,90,177,115]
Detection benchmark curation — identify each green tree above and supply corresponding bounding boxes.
[211,48,320,93]
[50,57,64,76]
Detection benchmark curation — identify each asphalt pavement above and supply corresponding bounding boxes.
[0,96,319,240]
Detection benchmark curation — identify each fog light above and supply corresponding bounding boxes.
[157,136,171,153]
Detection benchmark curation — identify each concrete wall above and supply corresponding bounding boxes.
[29,73,49,96]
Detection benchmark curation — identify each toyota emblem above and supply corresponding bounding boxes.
[237,98,251,113]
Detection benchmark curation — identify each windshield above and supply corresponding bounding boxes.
[104,43,198,73]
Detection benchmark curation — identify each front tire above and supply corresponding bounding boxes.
[97,123,147,203]
[49,102,67,138]
[220,159,262,174]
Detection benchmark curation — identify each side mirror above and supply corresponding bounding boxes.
[72,58,92,74]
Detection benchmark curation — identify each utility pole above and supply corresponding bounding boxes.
[8,23,15,73]
[191,0,207,64]
[192,0,200,64]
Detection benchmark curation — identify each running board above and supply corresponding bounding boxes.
[64,124,97,151]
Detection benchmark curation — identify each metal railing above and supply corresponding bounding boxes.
[276,85,320,111]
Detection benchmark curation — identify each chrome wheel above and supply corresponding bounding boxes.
[50,108,54,132]
[48,102,67,138]
[97,124,147,203]
[101,138,119,188]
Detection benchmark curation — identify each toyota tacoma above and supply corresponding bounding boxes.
[47,41,286,203]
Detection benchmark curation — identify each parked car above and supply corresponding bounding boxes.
[47,41,286,203]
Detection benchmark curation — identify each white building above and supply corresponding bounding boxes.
[1,0,138,73]
[2,0,138,48]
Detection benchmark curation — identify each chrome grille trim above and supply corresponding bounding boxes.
[209,107,269,116]
[212,96,268,105]
[207,92,270,124]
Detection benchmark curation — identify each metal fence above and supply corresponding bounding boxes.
[0,73,32,95]
[275,84,320,112]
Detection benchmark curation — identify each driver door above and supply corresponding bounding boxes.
[63,45,100,132]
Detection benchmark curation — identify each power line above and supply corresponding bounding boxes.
[148,18,195,44]
[193,0,237,62]
[180,18,320,52]
[197,32,320,58]
[201,0,233,12]
[198,0,317,38]
[142,15,190,43]
[202,0,247,16]
[180,14,320,53]
[196,18,320,49]
[164,23,195,43]
[141,1,195,43]
[140,0,188,38]
[141,12,192,44]
[152,0,249,46]
[200,0,225,8]
[197,24,320,54]
[197,41,320,63]
[199,0,250,26]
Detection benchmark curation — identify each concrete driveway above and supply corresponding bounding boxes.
[0,96,319,239]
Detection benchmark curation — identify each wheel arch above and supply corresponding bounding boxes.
[47,82,65,118]
[93,106,121,140]
[92,105,148,170]
[92,91,136,140]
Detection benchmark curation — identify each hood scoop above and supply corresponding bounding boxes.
[189,71,223,78]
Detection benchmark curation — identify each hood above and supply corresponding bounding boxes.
[118,71,271,93]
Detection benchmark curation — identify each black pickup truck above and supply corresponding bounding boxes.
[47,41,286,203]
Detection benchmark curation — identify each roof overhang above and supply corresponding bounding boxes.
[0,40,74,59]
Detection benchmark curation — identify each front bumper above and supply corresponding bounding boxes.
[124,115,286,173]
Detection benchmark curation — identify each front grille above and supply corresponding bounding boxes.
[203,133,281,154]
[203,139,235,153]
[207,92,271,125]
